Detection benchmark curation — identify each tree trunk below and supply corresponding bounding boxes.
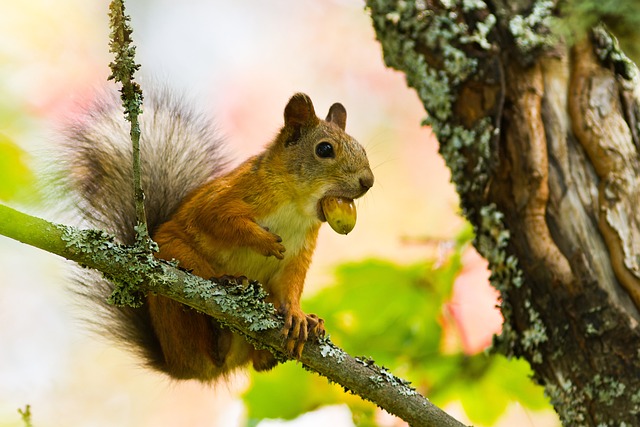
[367,1,640,424]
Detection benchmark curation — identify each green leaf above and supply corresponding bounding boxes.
[459,373,510,425]
[489,355,550,411]
[243,361,342,421]
[429,354,550,425]
[0,134,34,202]
[243,226,553,424]
[305,259,447,367]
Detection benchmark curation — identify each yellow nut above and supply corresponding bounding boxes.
[321,196,357,235]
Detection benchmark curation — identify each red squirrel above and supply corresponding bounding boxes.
[57,89,373,381]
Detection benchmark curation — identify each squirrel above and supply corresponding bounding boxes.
[56,87,374,382]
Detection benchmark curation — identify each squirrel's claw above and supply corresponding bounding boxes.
[306,313,325,339]
[282,309,325,358]
[258,227,286,259]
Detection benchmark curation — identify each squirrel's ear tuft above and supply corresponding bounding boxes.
[283,93,319,145]
[325,103,347,130]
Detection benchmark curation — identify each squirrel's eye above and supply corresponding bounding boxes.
[315,142,335,159]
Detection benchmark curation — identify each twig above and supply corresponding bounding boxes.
[18,405,32,427]
[107,0,150,248]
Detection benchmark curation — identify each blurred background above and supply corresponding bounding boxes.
[0,1,560,426]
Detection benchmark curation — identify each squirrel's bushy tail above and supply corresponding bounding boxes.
[57,87,227,241]
[51,87,227,369]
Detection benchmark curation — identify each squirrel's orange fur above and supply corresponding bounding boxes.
[60,91,373,382]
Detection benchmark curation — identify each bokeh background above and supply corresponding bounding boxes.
[0,1,560,426]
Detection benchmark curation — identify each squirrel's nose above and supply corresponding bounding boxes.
[359,170,374,192]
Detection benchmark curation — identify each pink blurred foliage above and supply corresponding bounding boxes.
[1,2,110,123]
[446,248,503,355]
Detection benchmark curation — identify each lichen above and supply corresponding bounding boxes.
[182,275,279,331]
[520,300,548,364]
[58,226,150,307]
[460,14,496,49]
[367,0,526,361]
[319,337,347,363]
[355,355,376,366]
[369,367,418,396]
[631,389,640,414]
[369,374,386,388]
[368,0,494,123]
[58,224,280,331]
[585,375,626,406]
[591,25,637,80]
[544,376,587,424]
[355,355,417,396]
[508,0,556,56]
[368,0,498,202]
[434,119,493,197]
[479,204,526,358]
[107,0,143,122]
[545,371,637,424]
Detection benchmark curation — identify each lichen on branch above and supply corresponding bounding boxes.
[107,0,150,249]
[108,0,143,121]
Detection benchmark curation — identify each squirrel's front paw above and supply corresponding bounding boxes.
[258,227,286,259]
[282,308,325,357]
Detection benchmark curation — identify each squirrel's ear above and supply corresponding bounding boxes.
[283,93,319,146]
[284,93,318,128]
[325,103,347,130]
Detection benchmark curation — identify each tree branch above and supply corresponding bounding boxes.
[9,2,468,425]
[0,203,468,427]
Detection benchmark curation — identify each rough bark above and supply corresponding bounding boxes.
[368,0,640,425]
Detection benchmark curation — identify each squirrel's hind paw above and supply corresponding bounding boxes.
[283,310,325,358]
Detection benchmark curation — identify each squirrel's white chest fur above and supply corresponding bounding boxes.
[259,201,318,254]
[217,201,319,283]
